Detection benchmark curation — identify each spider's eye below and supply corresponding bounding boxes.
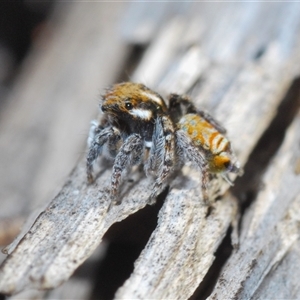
[125,102,133,110]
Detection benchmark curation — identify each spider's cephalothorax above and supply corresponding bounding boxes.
[86,82,175,205]
[101,82,168,141]
[86,82,243,206]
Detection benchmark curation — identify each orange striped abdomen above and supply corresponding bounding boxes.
[178,114,231,173]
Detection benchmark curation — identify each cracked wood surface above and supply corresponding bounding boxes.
[1,2,300,299]
[209,111,300,300]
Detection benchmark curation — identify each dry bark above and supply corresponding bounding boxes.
[1,2,300,299]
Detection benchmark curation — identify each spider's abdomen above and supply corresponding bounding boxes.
[178,113,231,173]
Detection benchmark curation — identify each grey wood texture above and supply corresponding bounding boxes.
[1,2,300,299]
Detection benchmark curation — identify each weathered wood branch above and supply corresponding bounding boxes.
[115,44,300,299]
[209,110,300,299]
[1,2,300,299]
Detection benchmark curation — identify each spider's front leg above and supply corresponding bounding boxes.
[176,129,210,204]
[86,124,121,183]
[144,115,165,176]
[147,115,176,205]
[110,134,143,205]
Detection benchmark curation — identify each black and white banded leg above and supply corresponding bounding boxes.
[86,126,121,183]
[110,134,144,205]
[148,116,176,205]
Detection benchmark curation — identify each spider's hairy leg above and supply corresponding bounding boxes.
[86,126,121,183]
[169,94,227,134]
[144,117,165,177]
[148,116,175,205]
[197,110,227,134]
[176,130,210,204]
[87,120,102,147]
[111,134,143,205]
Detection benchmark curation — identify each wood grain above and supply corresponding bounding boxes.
[1,2,300,299]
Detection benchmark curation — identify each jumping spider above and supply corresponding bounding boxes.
[86,82,242,206]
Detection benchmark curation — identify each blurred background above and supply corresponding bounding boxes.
[0,1,130,246]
